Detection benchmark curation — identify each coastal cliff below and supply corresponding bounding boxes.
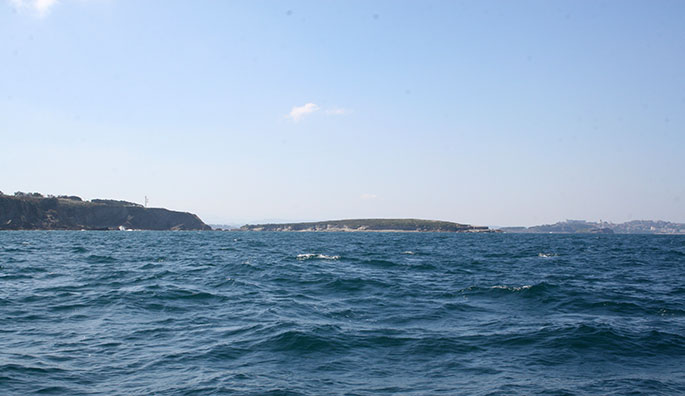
[0,194,211,231]
[240,219,496,233]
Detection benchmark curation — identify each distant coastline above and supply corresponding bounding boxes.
[499,219,685,235]
[3,191,683,234]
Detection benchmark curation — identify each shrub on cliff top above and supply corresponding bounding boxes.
[58,195,83,201]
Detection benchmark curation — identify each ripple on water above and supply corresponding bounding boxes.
[0,232,683,395]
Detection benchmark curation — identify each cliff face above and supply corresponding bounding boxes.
[241,219,495,232]
[0,195,211,231]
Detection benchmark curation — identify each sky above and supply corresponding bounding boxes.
[1,0,684,226]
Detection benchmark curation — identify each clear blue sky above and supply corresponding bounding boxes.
[2,0,684,226]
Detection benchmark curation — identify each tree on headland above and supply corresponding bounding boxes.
[58,195,82,201]
[14,192,44,198]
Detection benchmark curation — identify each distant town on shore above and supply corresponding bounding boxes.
[498,220,685,235]
[1,191,684,234]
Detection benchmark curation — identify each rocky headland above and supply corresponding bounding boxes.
[0,193,210,231]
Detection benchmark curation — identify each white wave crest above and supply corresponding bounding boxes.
[490,285,533,291]
[297,253,340,261]
[402,251,416,255]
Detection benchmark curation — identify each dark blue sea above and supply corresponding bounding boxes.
[1,232,684,395]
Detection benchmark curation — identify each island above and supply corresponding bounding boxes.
[0,192,211,231]
[239,219,497,233]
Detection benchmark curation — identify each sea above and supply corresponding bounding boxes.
[1,231,684,395]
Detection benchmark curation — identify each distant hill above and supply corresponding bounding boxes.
[500,220,685,235]
[240,219,496,233]
[0,192,210,231]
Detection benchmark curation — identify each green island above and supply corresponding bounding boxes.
[239,219,496,233]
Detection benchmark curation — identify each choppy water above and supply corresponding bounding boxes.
[1,231,684,395]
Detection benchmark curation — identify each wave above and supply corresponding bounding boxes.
[85,254,117,264]
[461,282,559,298]
[296,253,340,261]
[560,297,685,317]
[359,258,398,268]
[0,274,34,280]
[324,277,390,293]
[4,257,28,263]
[490,284,534,291]
[256,328,348,354]
[472,322,685,358]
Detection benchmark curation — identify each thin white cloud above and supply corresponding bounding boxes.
[287,103,320,122]
[35,0,58,15]
[8,0,59,16]
[360,193,377,200]
[325,107,351,116]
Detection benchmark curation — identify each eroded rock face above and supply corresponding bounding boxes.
[0,195,211,230]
